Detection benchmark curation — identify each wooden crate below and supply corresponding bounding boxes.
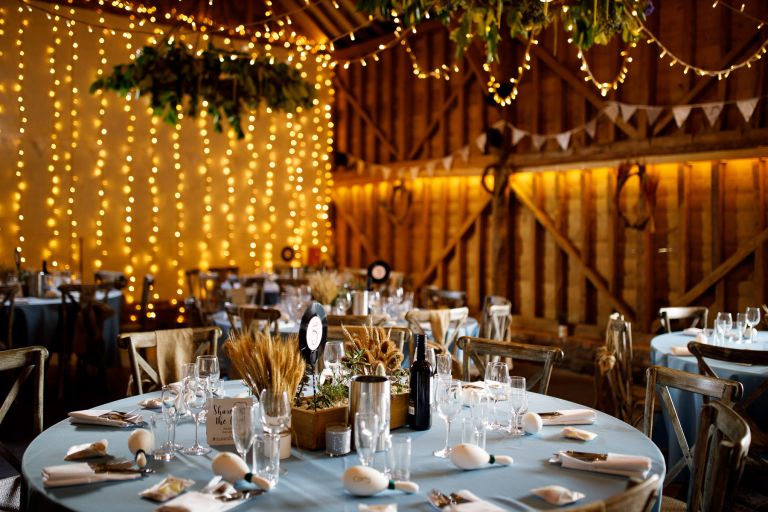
[291,404,348,451]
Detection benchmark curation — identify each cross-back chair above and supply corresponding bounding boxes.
[643,365,742,490]
[120,274,155,333]
[0,285,17,349]
[240,276,266,306]
[424,288,467,309]
[94,270,127,289]
[659,307,709,333]
[0,346,48,512]
[480,303,511,341]
[225,304,281,338]
[456,336,564,394]
[687,341,768,467]
[185,268,221,319]
[118,326,221,395]
[594,313,638,424]
[565,474,660,512]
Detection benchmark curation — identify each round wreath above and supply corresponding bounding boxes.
[614,162,659,231]
[380,181,413,226]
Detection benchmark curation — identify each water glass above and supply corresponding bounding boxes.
[484,361,509,430]
[232,403,259,469]
[323,341,345,383]
[735,313,748,343]
[253,431,280,486]
[468,392,490,450]
[149,413,175,461]
[196,355,220,392]
[388,436,411,481]
[435,353,452,379]
[508,376,527,436]
[746,307,761,342]
[355,412,379,467]
[715,312,732,345]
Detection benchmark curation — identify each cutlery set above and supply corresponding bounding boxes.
[428,489,470,509]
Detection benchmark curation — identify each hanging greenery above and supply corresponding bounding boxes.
[90,41,315,139]
[356,0,653,63]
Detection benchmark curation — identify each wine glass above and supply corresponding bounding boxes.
[746,307,761,343]
[158,385,179,457]
[715,312,732,345]
[323,341,345,384]
[335,291,350,315]
[484,361,509,430]
[369,290,382,314]
[182,378,211,455]
[508,376,527,436]
[232,403,259,470]
[735,313,747,343]
[354,412,379,467]
[426,348,437,410]
[434,378,462,458]
[197,355,220,393]
[435,353,452,379]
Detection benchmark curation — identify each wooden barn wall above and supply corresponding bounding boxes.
[331,3,768,334]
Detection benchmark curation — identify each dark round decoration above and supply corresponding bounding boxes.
[298,301,327,366]
[280,246,296,262]
[367,260,391,288]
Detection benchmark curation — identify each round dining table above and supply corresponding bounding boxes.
[23,381,664,511]
[650,331,768,468]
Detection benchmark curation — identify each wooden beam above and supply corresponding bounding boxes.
[754,159,767,306]
[580,170,595,324]
[332,19,444,61]
[711,161,726,312]
[509,179,636,321]
[414,195,492,289]
[555,172,568,322]
[332,76,400,159]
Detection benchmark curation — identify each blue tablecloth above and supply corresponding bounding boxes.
[23,381,664,511]
[650,331,768,468]
[10,291,122,367]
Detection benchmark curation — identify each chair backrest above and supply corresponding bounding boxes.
[480,303,511,341]
[659,306,708,333]
[643,365,742,487]
[118,326,220,395]
[58,283,116,354]
[94,270,127,289]
[689,401,751,512]
[185,268,221,315]
[238,305,281,337]
[0,346,48,471]
[0,285,17,349]
[456,336,563,394]
[425,288,467,309]
[405,307,468,352]
[688,341,768,454]
[137,274,154,332]
[594,313,635,423]
[275,277,310,289]
[565,474,660,512]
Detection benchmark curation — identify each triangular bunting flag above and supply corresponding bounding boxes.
[409,166,419,180]
[460,145,470,162]
[672,106,692,128]
[396,168,404,179]
[475,133,487,152]
[701,102,724,127]
[604,103,619,122]
[619,103,637,121]
[442,155,454,171]
[584,119,597,139]
[737,98,759,122]
[556,132,571,151]
[511,127,526,146]
[531,134,547,150]
[381,166,391,180]
[645,106,663,126]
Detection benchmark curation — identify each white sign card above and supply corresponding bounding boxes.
[206,396,255,446]
[306,316,323,351]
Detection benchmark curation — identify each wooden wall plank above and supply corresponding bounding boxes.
[754,159,767,306]
[711,161,726,312]
[555,172,568,322]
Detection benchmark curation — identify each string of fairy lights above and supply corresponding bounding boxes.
[14,5,28,264]
[65,9,81,274]
[46,14,62,267]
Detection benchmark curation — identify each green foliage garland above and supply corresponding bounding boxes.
[356,0,652,63]
[90,41,315,138]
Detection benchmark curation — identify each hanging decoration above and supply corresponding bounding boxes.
[614,162,658,231]
[90,41,315,138]
[379,181,413,226]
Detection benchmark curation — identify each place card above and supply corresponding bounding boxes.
[206,397,255,446]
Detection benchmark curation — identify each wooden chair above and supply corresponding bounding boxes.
[659,307,708,333]
[687,341,768,467]
[643,365,742,491]
[185,268,221,318]
[480,303,511,341]
[594,313,639,425]
[456,336,563,394]
[405,307,468,350]
[120,274,155,333]
[94,270,127,289]
[225,304,281,338]
[118,326,221,395]
[688,401,751,512]
[0,285,17,349]
[565,474,660,512]
[275,277,310,289]
[0,346,48,512]
[424,288,467,309]
[240,275,266,306]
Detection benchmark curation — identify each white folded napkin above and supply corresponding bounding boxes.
[550,452,651,479]
[140,476,196,502]
[64,439,108,460]
[155,491,240,512]
[669,346,692,356]
[531,485,585,505]
[42,463,141,487]
[561,427,597,441]
[68,410,141,428]
[442,490,505,512]
[540,409,596,426]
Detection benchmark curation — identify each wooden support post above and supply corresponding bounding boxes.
[677,164,691,297]
[754,159,767,306]
[458,177,469,298]
[555,172,568,323]
[532,174,543,317]
[580,171,595,324]
[711,161,726,312]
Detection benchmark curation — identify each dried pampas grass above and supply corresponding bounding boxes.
[224,331,306,399]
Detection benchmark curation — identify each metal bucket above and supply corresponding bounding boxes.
[351,290,369,315]
[349,375,390,451]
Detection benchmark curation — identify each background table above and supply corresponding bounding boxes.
[650,331,768,468]
[11,290,122,367]
[23,381,664,511]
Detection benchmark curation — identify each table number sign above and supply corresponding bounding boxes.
[298,301,327,367]
[206,396,255,446]
[367,260,391,289]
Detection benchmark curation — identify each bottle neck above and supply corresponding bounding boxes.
[415,334,426,361]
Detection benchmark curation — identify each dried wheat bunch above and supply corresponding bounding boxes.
[224,331,306,398]
[308,270,341,305]
[341,323,404,374]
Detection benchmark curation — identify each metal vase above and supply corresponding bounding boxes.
[351,290,369,315]
[349,375,390,451]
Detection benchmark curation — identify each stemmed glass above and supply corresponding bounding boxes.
[434,378,462,458]
[746,307,761,343]
[426,348,437,409]
[157,385,179,458]
[508,376,527,436]
[259,390,291,484]
[484,361,509,430]
[354,412,379,467]
[197,355,220,394]
[232,403,259,470]
[735,313,747,343]
[335,291,350,315]
[182,378,211,455]
[715,312,732,345]
[323,341,345,384]
[369,290,382,315]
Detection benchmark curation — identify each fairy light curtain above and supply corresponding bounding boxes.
[0,3,334,302]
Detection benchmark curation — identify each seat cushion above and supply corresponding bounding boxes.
[0,475,21,512]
